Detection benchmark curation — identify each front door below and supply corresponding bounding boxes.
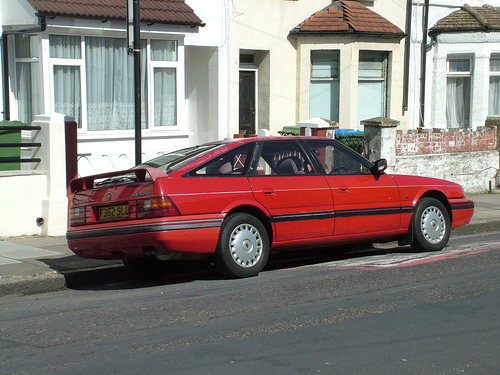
[239,71,256,136]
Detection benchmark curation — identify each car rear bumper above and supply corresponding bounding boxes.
[67,216,223,259]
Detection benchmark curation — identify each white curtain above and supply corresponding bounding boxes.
[446,77,470,128]
[489,58,500,115]
[53,66,81,126]
[85,37,147,130]
[16,62,32,124]
[489,77,500,116]
[49,35,81,59]
[154,68,177,126]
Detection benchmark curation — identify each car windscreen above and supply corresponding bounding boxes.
[135,143,228,173]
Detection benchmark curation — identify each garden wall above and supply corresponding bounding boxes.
[393,127,499,193]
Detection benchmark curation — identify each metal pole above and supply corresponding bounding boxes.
[133,0,142,165]
[419,0,430,128]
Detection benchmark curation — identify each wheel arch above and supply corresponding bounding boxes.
[418,190,453,223]
[400,190,452,247]
[226,205,273,246]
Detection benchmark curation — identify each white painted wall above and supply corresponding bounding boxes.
[0,0,38,28]
[0,172,46,237]
[0,113,71,237]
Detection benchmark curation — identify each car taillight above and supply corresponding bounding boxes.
[69,206,87,226]
[137,197,180,219]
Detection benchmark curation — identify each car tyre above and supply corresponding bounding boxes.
[411,197,451,252]
[216,213,269,278]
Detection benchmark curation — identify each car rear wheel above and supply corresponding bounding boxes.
[216,213,269,278]
[411,197,451,252]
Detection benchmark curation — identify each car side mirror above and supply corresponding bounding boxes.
[371,159,388,175]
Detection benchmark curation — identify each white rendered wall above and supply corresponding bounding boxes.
[0,172,46,237]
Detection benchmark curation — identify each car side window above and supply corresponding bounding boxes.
[191,144,252,176]
[305,140,372,175]
[250,141,316,176]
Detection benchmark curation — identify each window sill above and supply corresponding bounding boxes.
[77,129,192,142]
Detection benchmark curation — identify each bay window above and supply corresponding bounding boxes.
[48,34,181,132]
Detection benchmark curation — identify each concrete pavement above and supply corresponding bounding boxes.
[1,193,499,297]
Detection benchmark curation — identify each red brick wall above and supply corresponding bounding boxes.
[396,127,498,156]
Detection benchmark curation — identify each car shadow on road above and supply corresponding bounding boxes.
[38,242,421,292]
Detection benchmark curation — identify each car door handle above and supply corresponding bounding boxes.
[262,188,275,195]
[338,186,349,193]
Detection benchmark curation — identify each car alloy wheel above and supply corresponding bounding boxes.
[230,223,263,268]
[420,205,446,244]
[411,197,451,252]
[216,213,269,278]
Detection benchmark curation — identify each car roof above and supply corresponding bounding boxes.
[219,136,332,146]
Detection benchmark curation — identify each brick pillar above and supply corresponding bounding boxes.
[361,117,399,172]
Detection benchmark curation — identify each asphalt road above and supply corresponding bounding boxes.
[1,231,499,375]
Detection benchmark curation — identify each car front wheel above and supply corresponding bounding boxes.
[216,213,269,278]
[411,197,451,252]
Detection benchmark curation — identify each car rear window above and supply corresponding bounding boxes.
[136,143,227,172]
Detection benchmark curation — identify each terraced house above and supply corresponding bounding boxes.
[0,0,498,177]
[0,0,409,175]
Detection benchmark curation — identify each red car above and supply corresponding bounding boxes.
[67,137,474,278]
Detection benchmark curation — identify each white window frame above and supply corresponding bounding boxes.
[47,33,185,134]
[357,50,388,127]
[11,34,43,124]
[446,55,473,129]
[489,54,500,116]
[148,37,185,131]
[48,35,86,130]
[309,50,340,122]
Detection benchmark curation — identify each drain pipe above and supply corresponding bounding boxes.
[418,0,430,128]
[402,0,412,112]
[1,15,46,121]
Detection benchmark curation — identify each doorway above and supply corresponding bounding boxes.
[239,70,256,136]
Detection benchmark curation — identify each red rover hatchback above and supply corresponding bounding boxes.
[67,137,474,278]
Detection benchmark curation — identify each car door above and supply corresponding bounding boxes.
[303,139,401,238]
[247,140,334,242]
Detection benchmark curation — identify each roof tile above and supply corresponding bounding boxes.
[26,0,203,26]
[292,0,404,37]
[431,4,500,33]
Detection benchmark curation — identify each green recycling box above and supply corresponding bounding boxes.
[0,120,26,171]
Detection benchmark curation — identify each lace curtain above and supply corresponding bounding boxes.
[85,37,147,130]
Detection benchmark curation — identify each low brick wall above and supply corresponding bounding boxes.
[394,127,499,193]
[396,127,498,156]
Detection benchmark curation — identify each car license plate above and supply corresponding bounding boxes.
[99,204,129,220]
